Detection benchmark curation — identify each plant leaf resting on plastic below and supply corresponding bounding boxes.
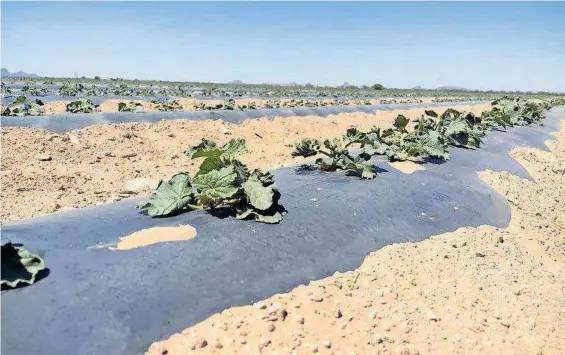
[1,242,46,290]
[138,138,285,223]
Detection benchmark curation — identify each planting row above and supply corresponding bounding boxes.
[1,96,430,117]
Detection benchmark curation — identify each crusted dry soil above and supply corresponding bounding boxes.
[0,103,488,223]
[145,122,565,354]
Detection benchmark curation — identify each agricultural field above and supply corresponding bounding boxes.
[2,88,565,355]
[3,2,565,355]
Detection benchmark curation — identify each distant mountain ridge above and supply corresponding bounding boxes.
[1,68,39,78]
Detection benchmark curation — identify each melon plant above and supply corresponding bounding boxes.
[1,242,46,290]
[359,114,449,162]
[118,101,144,112]
[83,86,109,96]
[485,97,550,127]
[137,88,156,96]
[58,83,84,96]
[265,100,281,109]
[112,84,135,96]
[293,128,377,179]
[138,138,285,223]
[22,85,49,96]
[237,101,257,110]
[66,99,97,113]
[152,99,183,112]
[2,96,44,116]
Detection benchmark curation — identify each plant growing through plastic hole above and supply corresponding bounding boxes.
[138,138,285,223]
[152,99,183,112]
[292,128,377,179]
[1,96,44,116]
[66,99,98,113]
[118,101,144,112]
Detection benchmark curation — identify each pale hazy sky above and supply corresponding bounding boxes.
[2,2,564,92]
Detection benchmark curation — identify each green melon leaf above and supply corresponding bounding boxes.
[137,173,194,217]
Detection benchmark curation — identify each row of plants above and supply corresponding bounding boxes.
[292,97,552,177]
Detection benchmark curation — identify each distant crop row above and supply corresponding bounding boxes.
[0,97,455,117]
[3,76,563,101]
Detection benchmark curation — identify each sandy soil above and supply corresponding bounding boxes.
[0,103,488,223]
[388,161,425,174]
[110,225,197,251]
[146,122,565,354]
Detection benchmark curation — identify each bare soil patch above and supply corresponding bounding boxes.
[110,225,197,251]
[389,161,425,174]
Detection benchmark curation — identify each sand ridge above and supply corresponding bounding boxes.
[145,121,565,354]
[0,103,488,223]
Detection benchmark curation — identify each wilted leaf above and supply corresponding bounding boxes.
[1,242,45,289]
[137,173,194,217]
[243,173,275,210]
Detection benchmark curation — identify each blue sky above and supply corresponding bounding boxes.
[2,2,564,92]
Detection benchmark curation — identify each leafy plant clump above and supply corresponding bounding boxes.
[118,101,144,112]
[293,128,377,179]
[485,97,550,127]
[58,83,84,96]
[1,96,44,116]
[152,99,183,112]
[66,99,98,113]
[1,242,46,290]
[359,113,450,162]
[22,85,49,96]
[138,138,285,223]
